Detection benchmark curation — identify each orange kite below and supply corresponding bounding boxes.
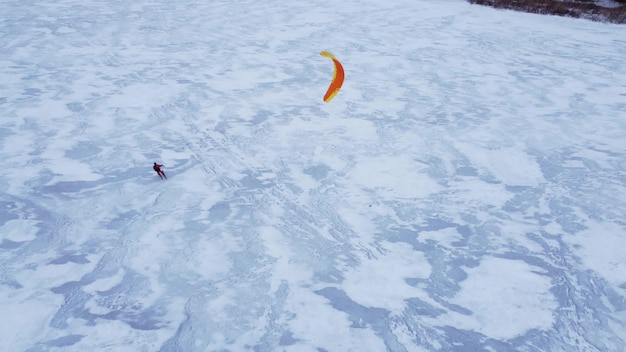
[320,51,344,103]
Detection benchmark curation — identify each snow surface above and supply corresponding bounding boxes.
[1,0,626,351]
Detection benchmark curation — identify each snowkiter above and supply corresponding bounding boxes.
[153,162,167,179]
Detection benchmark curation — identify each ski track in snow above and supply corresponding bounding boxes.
[1,0,626,351]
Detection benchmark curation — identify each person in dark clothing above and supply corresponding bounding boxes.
[153,162,167,179]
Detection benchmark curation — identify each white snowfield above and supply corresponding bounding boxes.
[1,0,625,351]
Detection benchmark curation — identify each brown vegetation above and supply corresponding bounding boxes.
[467,0,626,24]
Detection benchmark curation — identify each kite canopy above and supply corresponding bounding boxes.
[320,51,344,103]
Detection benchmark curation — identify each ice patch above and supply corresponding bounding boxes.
[287,286,387,351]
[83,269,126,293]
[184,236,238,279]
[0,219,40,242]
[0,298,62,352]
[458,143,545,187]
[565,221,626,291]
[15,255,99,290]
[439,256,558,340]
[342,241,431,312]
[418,227,463,247]
[348,154,441,199]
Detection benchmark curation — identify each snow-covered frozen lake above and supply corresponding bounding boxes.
[1,0,625,351]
